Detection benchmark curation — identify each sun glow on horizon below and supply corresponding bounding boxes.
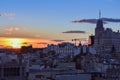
[5,38,25,48]
[0,37,57,48]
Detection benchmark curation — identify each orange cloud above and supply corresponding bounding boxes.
[0,27,35,38]
[5,27,20,35]
[34,34,41,38]
[5,13,15,17]
[0,12,15,18]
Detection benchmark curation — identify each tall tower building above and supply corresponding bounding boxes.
[94,11,104,53]
[95,11,104,37]
[94,12,120,54]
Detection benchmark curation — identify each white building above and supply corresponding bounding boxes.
[44,42,74,55]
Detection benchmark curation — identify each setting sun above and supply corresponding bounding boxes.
[0,37,56,48]
[10,39,22,48]
[5,38,25,48]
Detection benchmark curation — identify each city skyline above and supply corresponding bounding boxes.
[0,0,120,48]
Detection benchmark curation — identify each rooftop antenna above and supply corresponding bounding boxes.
[99,10,101,19]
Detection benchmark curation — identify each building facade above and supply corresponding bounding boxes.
[0,53,26,80]
[94,18,120,54]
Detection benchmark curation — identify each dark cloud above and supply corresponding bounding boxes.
[22,42,48,45]
[62,30,85,34]
[72,17,120,24]
[22,42,28,44]
[37,42,48,44]
[72,19,98,24]
[102,18,120,23]
[52,40,65,42]
[0,13,2,16]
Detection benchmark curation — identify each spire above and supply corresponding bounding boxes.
[99,10,101,19]
[96,10,104,28]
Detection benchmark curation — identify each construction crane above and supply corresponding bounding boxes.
[72,38,86,46]
[72,39,80,46]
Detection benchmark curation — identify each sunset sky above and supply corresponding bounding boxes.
[0,0,120,48]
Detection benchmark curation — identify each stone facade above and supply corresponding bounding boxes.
[94,18,120,54]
